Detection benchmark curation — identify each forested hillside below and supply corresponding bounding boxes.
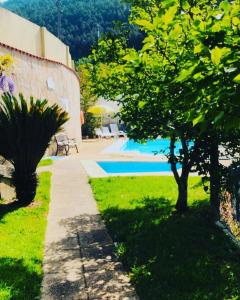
[1,0,141,59]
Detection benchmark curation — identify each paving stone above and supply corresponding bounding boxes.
[78,228,113,247]
[83,258,123,273]
[43,249,81,274]
[44,246,80,260]
[41,272,86,300]
[85,269,136,300]
[61,235,80,250]
[81,243,117,260]
[77,215,106,232]
[46,235,79,252]
[77,214,103,224]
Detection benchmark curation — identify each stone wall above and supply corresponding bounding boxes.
[0,7,72,67]
[0,8,82,199]
[0,45,82,146]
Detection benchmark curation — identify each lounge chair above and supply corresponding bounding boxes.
[55,133,79,155]
[95,128,104,138]
[110,123,127,137]
[95,127,114,138]
[101,126,116,138]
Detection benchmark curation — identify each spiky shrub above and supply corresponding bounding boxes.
[0,93,69,206]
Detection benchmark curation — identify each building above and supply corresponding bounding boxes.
[0,7,82,147]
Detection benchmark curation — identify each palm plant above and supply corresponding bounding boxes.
[0,93,69,206]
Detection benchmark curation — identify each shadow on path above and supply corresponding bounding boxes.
[42,214,138,299]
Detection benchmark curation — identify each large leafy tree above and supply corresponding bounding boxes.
[90,3,200,212]
[90,0,240,216]
[0,93,68,206]
[162,0,240,218]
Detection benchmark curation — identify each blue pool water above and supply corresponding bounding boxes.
[97,161,181,174]
[121,138,186,155]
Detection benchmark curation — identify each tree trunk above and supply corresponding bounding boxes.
[176,174,188,212]
[209,139,220,220]
[169,136,191,213]
[12,170,38,206]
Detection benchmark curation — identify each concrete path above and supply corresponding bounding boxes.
[41,155,138,300]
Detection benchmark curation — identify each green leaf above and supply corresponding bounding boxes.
[142,35,155,52]
[134,19,154,31]
[193,114,205,126]
[182,1,190,10]
[143,35,155,44]
[175,65,197,82]
[211,23,222,32]
[194,44,203,54]
[138,101,146,109]
[171,24,182,37]
[220,0,231,13]
[123,51,139,62]
[193,72,204,80]
[191,7,201,15]
[233,74,240,83]
[211,47,230,65]
[162,6,178,26]
[232,17,240,26]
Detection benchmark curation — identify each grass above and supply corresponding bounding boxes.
[90,176,240,300]
[38,158,53,167]
[0,172,51,300]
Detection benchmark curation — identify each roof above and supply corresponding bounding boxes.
[0,41,80,83]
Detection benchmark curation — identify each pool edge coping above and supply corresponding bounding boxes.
[81,160,199,178]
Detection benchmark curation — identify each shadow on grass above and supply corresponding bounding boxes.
[0,200,28,221]
[0,257,42,300]
[102,197,240,300]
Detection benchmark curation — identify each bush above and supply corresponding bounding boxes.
[0,93,68,205]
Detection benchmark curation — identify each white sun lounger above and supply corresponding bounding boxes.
[110,123,127,137]
[101,126,116,138]
[95,128,104,138]
[95,127,114,138]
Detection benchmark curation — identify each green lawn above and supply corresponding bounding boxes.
[0,172,51,300]
[38,158,53,167]
[90,176,240,300]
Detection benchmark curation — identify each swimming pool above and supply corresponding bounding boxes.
[121,138,185,155]
[97,161,181,174]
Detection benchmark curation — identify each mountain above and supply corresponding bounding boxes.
[1,0,141,59]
